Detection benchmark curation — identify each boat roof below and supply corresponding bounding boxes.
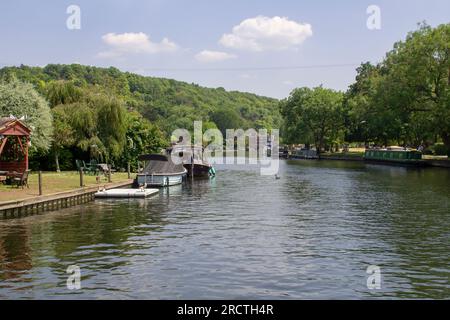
[138,154,168,161]
[139,154,186,175]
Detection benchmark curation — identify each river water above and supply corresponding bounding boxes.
[0,160,449,299]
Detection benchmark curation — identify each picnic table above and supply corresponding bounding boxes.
[0,170,21,179]
[0,170,29,187]
[75,160,116,176]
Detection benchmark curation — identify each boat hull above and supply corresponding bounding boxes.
[136,173,185,187]
[184,163,212,177]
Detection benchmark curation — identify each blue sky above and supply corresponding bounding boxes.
[0,0,449,98]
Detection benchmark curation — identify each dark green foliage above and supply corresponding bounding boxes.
[118,111,167,171]
[432,143,450,156]
[211,108,243,135]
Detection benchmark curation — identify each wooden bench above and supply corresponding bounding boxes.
[11,170,30,189]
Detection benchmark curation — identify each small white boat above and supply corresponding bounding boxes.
[136,154,187,187]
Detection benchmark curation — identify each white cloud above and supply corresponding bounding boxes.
[97,32,178,58]
[239,73,254,79]
[195,50,237,63]
[219,16,312,52]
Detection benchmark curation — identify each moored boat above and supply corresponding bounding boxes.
[168,146,214,177]
[136,154,187,187]
[364,147,426,166]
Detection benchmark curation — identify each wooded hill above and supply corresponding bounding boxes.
[0,64,281,136]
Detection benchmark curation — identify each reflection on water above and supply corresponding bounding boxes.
[0,160,449,299]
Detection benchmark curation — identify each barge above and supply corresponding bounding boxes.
[364,147,426,166]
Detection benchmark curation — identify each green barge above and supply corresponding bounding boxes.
[364,148,425,166]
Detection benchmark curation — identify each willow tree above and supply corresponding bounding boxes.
[59,101,105,161]
[45,80,82,107]
[51,106,75,172]
[92,94,127,161]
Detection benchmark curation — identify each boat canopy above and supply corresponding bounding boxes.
[138,154,168,161]
[139,154,186,175]
[168,145,206,162]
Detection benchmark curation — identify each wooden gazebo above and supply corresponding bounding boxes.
[0,117,31,173]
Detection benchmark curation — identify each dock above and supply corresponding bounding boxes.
[0,180,133,219]
[95,188,159,198]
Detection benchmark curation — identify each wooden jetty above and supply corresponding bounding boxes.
[0,180,133,219]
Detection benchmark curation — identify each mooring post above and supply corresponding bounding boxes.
[108,164,112,183]
[79,168,84,187]
[38,170,43,196]
[190,154,194,182]
[127,162,131,179]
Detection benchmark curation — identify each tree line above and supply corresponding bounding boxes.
[280,23,450,156]
[0,64,281,171]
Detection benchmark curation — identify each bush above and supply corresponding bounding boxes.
[422,148,433,155]
[432,143,449,156]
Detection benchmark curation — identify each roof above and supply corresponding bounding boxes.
[140,154,186,175]
[0,118,31,136]
[138,154,168,161]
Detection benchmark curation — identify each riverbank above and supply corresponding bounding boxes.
[299,152,450,168]
[0,171,133,218]
[0,171,131,203]
[0,176,133,219]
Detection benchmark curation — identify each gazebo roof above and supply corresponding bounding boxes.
[0,118,31,136]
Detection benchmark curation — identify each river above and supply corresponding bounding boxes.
[0,160,449,299]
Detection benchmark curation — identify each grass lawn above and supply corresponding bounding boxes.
[0,171,132,203]
[348,147,366,153]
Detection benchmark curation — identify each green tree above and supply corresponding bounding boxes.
[45,80,82,107]
[61,101,106,161]
[345,23,450,152]
[119,112,167,170]
[211,108,243,135]
[382,23,450,150]
[0,79,53,151]
[92,94,127,160]
[51,106,75,172]
[280,86,344,157]
[344,62,399,145]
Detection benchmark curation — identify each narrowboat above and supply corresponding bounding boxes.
[364,147,425,166]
